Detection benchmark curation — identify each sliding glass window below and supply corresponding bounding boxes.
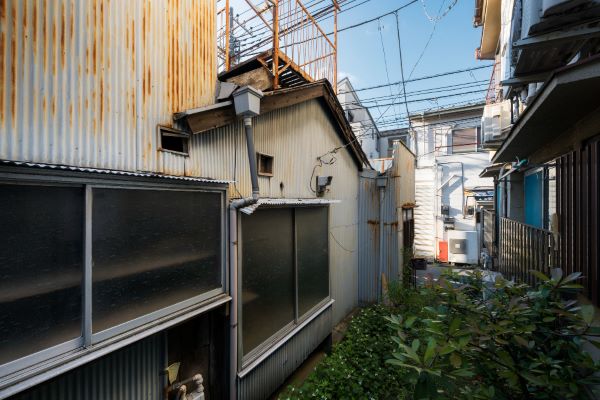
[92,188,223,334]
[241,206,329,358]
[0,183,84,365]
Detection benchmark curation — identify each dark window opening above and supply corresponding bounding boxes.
[451,127,478,154]
[257,152,274,176]
[160,126,189,155]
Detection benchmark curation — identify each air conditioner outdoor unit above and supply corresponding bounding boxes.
[447,230,478,264]
[481,101,511,143]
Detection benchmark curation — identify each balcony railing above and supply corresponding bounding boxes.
[485,61,501,104]
[498,217,558,285]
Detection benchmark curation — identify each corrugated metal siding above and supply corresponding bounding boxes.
[193,100,360,325]
[0,0,216,174]
[9,335,164,400]
[357,142,416,303]
[415,167,435,259]
[238,306,332,400]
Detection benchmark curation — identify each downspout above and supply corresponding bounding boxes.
[436,161,465,215]
[376,175,388,302]
[229,117,259,400]
[229,86,263,400]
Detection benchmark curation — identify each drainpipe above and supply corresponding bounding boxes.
[229,86,263,400]
[436,161,465,215]
[376,175,388,302]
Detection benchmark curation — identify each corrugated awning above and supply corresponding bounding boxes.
[239,198,340,215]
[493,56,600,163]
[0,160,232,184]
[479,163,504,178]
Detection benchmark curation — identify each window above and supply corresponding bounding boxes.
[159,126,189,155]
[92,188,222,334]
[0,183,84,366]
[257,152,274,176]
[296,207,329,316]
[451,127,478,153]
[241,208,295,355]
[0,170,225,379]
[241,207,329,358]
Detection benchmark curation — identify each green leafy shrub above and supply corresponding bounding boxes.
[387,269,600,399]
[280,305,410,400]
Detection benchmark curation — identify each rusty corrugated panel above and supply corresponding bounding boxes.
[0,0,216,175]
[237,306,332,400]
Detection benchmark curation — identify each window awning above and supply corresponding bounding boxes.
[239,198,340,215]
[493,56,600,163]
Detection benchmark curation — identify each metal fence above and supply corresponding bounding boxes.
[482,209,495,257]
[498,217,558,285]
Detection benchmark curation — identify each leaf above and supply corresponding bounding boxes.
[449,352,462,368]
[530,270,549,281]
[562,271,582,284]
[412,338,421,354]
[551,268,563,281]
[449,317,461,334]
[514,335,529,347]
[581,304,595,325]
[451,368,475,378]
[424,338,437,364]
[439,345,455,356]
[405,315,417,328]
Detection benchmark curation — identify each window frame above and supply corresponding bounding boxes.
[450,126,479,154]
[256,152,274,177]
[0,167,227,385]
[238,205,331,368]
[158,125,190,156]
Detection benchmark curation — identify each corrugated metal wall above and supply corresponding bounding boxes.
[193,99,360,324]
[10,335,164,400]
[358,143,415,303]
[238,306,332,400]
[415,167,435,259]
[0,0,216,174]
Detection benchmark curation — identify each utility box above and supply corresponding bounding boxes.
[447,230,478,264]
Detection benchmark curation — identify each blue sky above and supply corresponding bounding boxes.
[226,0,491,130]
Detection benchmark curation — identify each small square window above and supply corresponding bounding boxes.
[159,126,189,155]
[257,152,274,176]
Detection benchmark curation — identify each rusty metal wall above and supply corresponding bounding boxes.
[0,0,216,174]
[557,135,600,305]
[237,306,332,400]
[9,334,164,400]
[190,99,360,324]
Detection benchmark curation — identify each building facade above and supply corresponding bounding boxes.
[474,0,600,298]
[407,103,494,262]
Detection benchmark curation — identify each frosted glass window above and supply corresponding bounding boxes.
[0,184,83,365]
[241,208,295,355]
[296,207,329,316]
[92,188,222,333]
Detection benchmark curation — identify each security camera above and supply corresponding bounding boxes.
[316,176,333,196]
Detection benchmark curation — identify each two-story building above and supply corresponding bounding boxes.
[474,0,600,295]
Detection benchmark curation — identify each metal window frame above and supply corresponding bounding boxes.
[158,125,190,156]
[238,205,331,369]
[256,152,274,177]
[0,169,228,387]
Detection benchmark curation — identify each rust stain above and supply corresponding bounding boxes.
[146,67,151,97]
[60,3,66,67]
[32,2,37,46]
[10,1,16,120]
[52,13,57,75]
[0,30,4,122]
[70,1,74,39]
[69,102,73,127]
[99,75,104,122]
[51,97,56,116]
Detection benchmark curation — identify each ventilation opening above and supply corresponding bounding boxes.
[159,126,189,155]
[257,153,274,176]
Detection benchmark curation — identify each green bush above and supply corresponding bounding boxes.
[279,305,410,400]
[387,269,600,399]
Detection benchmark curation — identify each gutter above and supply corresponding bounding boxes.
[228,86,263,400]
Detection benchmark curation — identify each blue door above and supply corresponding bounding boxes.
[524,170,544,228]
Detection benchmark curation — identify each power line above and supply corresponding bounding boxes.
[337,64,493,94]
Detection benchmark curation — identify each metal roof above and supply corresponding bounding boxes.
[0,160,232,184]
[239,198,341,215]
